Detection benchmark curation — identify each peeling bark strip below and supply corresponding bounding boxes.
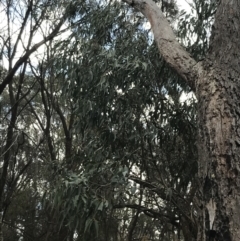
[122,0,203,91]
[124,0,240,240]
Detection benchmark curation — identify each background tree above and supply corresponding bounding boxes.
[0,0,78,239]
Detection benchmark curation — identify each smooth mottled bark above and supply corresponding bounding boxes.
[123,0,202,91]
[123,0,240,240]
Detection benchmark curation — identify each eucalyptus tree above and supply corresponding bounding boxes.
[51,0,240,240]
[2,0,238,241]
[122,0,240,240]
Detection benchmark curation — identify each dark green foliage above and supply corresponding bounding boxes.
[178,0,218,60]
[48,0,200,240]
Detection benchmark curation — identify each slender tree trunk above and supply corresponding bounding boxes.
[0,210,3,241]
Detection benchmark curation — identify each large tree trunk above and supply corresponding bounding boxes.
[123,0,240,240]
[197,1,240,240]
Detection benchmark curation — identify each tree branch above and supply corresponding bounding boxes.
[0,14,67,95]
[123,0,203,91]
[113,203,179,226]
